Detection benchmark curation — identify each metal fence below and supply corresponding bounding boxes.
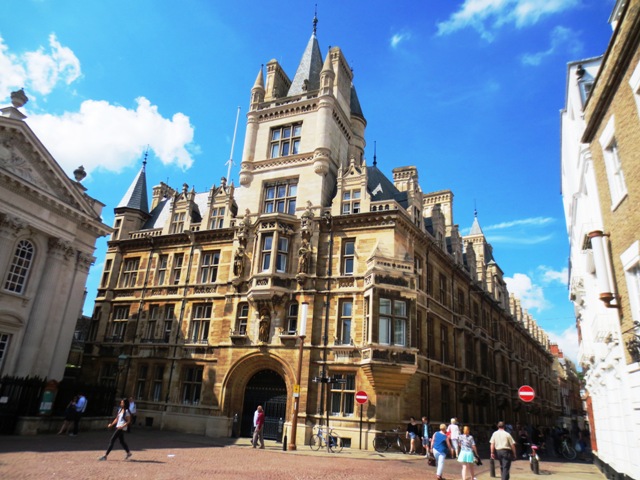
[0,376,116,434]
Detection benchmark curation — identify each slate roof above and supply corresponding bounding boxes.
[287,33,323,96]
[117,165,149,214]
[365,165,407,208]
[350,84,364,119]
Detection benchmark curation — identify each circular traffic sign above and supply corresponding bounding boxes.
[518,385,535,402]
[355,391,368,404]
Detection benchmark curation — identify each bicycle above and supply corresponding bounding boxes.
[522,441,541,474]
[309,425,344,453]
[560,438,576,460]
[373,429,407,454]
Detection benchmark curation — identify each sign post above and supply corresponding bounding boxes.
[518,385,535,403]
[355,391,368,450]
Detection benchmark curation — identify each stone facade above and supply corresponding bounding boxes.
[562,1,640,477]
[0,92,111,381]
[81,29,557,448]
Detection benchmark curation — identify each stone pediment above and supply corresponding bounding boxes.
[0,121,97,218]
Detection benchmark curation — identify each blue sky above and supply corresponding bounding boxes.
[1,0,616,362]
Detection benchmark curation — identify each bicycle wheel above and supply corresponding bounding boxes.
[530,456,540,474]
[309,434,323,451]
[562,445,576,460]
[329,434,344,453]
[373,436,388,453]
[396,436,407,454]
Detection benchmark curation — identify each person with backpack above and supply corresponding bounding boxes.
[98,398,132,461]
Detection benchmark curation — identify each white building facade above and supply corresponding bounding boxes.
[0,91,111,381]
[561,2,640,478]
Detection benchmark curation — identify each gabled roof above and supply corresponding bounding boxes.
[350,84,364,119]
[366,165,407,208]
[287,33,323,96]
[117,164,149,214]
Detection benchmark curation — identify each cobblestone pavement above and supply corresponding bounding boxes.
[0,428,604,480]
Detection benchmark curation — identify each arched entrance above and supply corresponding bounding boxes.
[241,369,287,440]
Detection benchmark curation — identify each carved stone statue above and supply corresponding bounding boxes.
[233,247,245,277]
[298,238,310,274]
[259,314,271,342]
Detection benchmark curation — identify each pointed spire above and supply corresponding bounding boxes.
[313,4,318,36]
[373,141,377,166]
[287,29,323,96]
[469,209,484,236]
[117,155,149,214]
[253,65,265,89]
[321,50,334,75]
[350,83,364,118]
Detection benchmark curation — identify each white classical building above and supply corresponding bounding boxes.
[561,1,640,478]
[0,91,111,381]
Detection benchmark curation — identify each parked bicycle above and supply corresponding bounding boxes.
[373,428,407,454]
[309,425,343,453]
[560,437,577,460]
[522,441,541,474]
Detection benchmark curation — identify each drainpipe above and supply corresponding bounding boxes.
[320,212,333,420]
[164,232,196,412]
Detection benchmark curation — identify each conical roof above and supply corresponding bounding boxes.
[469,213,484,236]
[287,33,323,96]
[117,163,149,214]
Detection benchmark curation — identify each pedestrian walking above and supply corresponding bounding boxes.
[70,393,87,436]
[406,416,420,454]
[421,416,431,458]
[128,396,137,432]
[98,398,132,461]
[447,417,460,456]
[431,423,454,480]
[490,421,517,480]
[457,425,479,480]
[252,405,265,449]
[57,396,78,435]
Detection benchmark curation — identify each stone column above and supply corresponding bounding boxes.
[48,251,95,379]
[16,237,72,377]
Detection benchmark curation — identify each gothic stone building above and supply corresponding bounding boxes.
[0,91,110,380]
[82,29,557,448]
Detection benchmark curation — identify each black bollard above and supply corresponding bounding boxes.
[490,457,496,477]
[283,435,287,451]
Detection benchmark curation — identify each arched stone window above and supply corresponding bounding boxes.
[4,240,35,294]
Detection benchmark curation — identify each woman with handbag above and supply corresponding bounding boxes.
[98,398,132,461]
[457,425,479,480]
[431,424,454,480]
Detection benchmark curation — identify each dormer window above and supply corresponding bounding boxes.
[342,190,361,214]
[209,207,225,229]
[170,212,186,234]
[269,123,301,158]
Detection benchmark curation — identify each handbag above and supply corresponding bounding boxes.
[428,454,436,466]
[474,454,483,466]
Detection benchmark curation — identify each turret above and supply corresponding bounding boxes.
[112,157,150,240]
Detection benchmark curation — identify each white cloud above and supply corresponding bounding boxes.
[390,30,412,49]
[0,33,80,100]
[28,97,196,174]
[521,26,582,66]
[483,234,554,245]
[548,325,579,365]
[539,265,568,284]
[437,0,580,40]
[505,272,549,311]
[484,216,555,231]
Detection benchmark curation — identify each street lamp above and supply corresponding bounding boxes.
[288,301,308,451]
[117,353,129,397]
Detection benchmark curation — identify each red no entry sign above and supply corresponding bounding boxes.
[518,385,535,402]
[355,391,368,404]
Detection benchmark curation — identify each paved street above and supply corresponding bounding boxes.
[0,428,604,480]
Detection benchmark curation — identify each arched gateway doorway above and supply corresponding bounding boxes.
[241,369,287,440]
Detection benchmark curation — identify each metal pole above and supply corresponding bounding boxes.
[288,302,308,451]
[359,404,363,450]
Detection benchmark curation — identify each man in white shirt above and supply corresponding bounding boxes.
[490,421,517,480]
[71,394,87,436]
[128,397,137,432]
